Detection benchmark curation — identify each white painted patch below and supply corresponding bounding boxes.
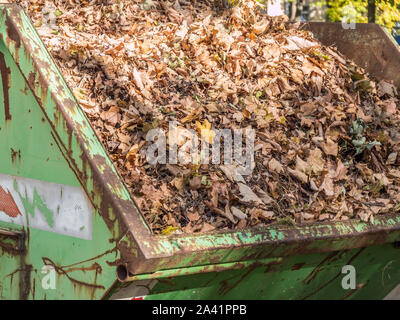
[0,173,92,240]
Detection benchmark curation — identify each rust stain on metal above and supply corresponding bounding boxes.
[64,262,102,274]
[5,9,21,50]
[0,52,11,121]
[263,258,284,273]
[291,262,306,271]
[218,262,262,296]
[302,251,341,285]
[340,282,366,299]
[300,248,365,300]
[0,230,23,256]
[157,278,176,287]
[10,147,21,164]
[0,240,20,256]
[27,71,35,89]
[0,186,21,218]
[61,248,117,269]
[19,264,32,300]
[42,257,105,290]
[7,264,34,300]
[1,226,30,298]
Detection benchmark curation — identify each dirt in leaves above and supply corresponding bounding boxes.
[15,0,400,234]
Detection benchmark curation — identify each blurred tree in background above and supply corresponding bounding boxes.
[322,0,400,31]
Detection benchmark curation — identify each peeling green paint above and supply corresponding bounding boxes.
[13,179,54,227]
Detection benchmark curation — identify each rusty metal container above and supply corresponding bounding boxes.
[1,4,400,299]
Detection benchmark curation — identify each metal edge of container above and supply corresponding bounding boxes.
[1,4,400,277]
[305,22,400,88]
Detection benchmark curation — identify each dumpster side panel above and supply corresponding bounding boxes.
[0,8,121,299]
[0,4,153,276]
[113,242,400,300]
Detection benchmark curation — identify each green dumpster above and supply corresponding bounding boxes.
[1,4,400,300]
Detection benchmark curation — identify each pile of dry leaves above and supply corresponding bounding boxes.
[15,0,400,234]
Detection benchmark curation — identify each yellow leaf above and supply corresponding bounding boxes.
[195,120,215,144]
[161,225,179,235]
